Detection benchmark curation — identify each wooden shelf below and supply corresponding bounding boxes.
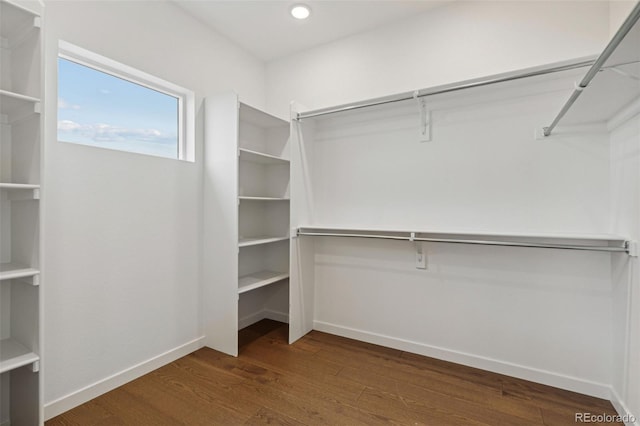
[239,236,289,247]
[239,148,289,165]
[0,90,40,123]
[239,196,290,201]
[0,338,39,374]
[0,263,39,282]
[238,271,289,294]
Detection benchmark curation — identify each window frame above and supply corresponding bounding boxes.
[57,40,195,162]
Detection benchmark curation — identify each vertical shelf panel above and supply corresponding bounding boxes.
[0,0,43,423]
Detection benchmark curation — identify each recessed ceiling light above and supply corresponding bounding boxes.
[291,4,311,20]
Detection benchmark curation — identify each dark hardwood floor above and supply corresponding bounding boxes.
[47,320,621,425]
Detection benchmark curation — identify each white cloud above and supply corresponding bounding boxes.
[58,120,82,131]
[58,120,174,144]
[58,98,81,110]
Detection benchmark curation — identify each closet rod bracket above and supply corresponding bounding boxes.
[414,92,431,142]
[626,241,638,257]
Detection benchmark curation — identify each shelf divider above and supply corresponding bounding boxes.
[239,236,289,248]
[238,271,289,294]
[239,196,290,201]
[0,90,41,123]
[0,338,39,374]
[0,263,40,282]
[239,148,289,164]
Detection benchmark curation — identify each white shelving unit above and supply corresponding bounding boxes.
[0,0,43,424]
[204,93,291,356]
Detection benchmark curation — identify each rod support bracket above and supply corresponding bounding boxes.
[574,81,586,91]
[626,241,638,257]
[414,94,431,142]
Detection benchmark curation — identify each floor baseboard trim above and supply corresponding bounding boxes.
[313,320,610,399]
[264,309,289,324]
[44,336,205,420]
[610,387,640,426]
[239,309,289,330]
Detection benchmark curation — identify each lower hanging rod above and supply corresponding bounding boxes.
[296,231,630,254]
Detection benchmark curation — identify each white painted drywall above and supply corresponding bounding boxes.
[266,0,610,119]
[297,75,615,397]
[42,0,265,413]
[610,112,640,422]
[610,1,639,37]
[267,0,622,398]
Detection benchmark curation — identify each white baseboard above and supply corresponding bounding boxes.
[44,336,205,420]
[610,387,640,426]
[313,320,610,399]
[238,309,289,330]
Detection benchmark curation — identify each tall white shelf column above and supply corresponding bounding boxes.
[0,0,44,424]
[204,93,291,356]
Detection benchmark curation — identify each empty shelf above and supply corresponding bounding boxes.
[0,183,40,199]
[239,148,289,165]
[240,103,289,128]
[239,236,289,247]
[0,1,40,47]
[0,263,39,281]
[0,90,40,123]
[0,183,40,189]
[238,271,289,294]
[239,196,290,201]
[0,338,39,374]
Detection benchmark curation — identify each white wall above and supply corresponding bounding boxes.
[272,0,624,400]
[266,0,610,119]
[610,112,640,423]
[610,1,639,37]
[295,75,615,397]
[42,0,265,417]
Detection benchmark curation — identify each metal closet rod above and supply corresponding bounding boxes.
[295,59,596,120]
[543,2,640,136]
[296,230,630,254]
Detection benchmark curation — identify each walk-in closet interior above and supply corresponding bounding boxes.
[0,0,638,424]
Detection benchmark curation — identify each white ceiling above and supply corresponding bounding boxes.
[173,1,450,61]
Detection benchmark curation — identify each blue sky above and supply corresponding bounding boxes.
[57,58,179,159]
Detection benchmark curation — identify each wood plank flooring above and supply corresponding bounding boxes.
[47,320,621,425]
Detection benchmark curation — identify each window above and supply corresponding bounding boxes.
[57,41,194,161]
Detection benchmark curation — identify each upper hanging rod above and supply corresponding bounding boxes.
[296,229,633,255]
[295,59,595,120]
[543,2,640,137]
